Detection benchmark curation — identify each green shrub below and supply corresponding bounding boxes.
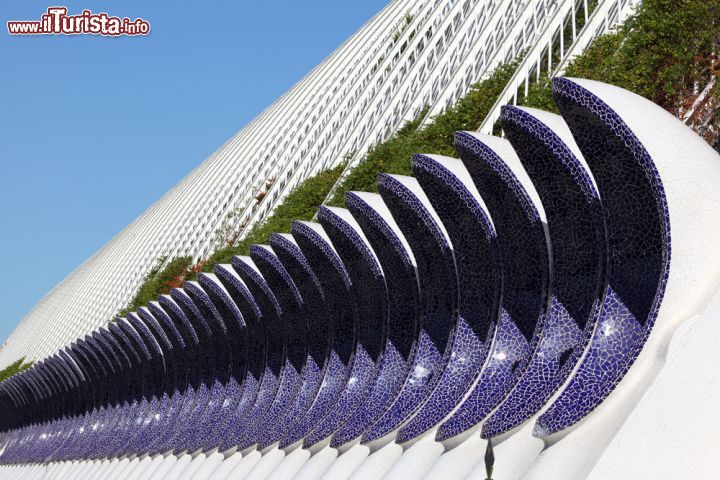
[327,59,520,205]
[521,0,720,115]
[190,162,347,275]
[0,358,32,383]
[116,255,193,318]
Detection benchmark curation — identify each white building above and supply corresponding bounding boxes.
[0,0,632,366]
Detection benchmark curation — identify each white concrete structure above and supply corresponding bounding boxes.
[0,0,627,367]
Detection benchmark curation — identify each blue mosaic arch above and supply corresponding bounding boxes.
[481,106,607,439]
[362,174,459,450]
[38,350,75,460]
[396,154,501,446]
[248,245,308,451]
[285,221,357,453]
[134,311,179,454]
[212,264,266,453]
[534,77,671,437]
[136,307,188,455]
[436,132,548,445]
[99,321,147,457]
[88,322,135,455]
[51,355,79,448]
[165,288,217,453]
[64,339,102,459]
[107,315,163,458]
[332,191,420,450]
[264,233,332,452]
[61,349,92,459]
[231,256,295,452]
[195,273,250,451]
[114,317,159,456]
[87,325,126,457]
[308,206,387,449]
[147,297,202,454]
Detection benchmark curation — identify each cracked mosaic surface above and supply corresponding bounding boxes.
[481,106,606,439]
[280,221,356,451]
[534,77,669,436]
[299,208,386,449]
[436,132,547,443]
[331,192,420,449]
[396,154,500,445]
[360,174,459,449]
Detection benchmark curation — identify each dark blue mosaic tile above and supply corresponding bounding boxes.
[362,174,458,450]
[212,264,266,452]
[534,77,670,436]
[267,233,332,452]
[279,221,356,452]
[180,281,237,452]
[396,154,501,445]
[332,191,420,449]
[232,255,297,452]
[481,106,607,439]
[436,132,548,443]
[247,245,307,450]
[303,206,386,449]
[194,273,249,451]
[163,288,218,453]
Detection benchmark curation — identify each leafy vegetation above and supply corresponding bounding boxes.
[116,256,195,318]
[327,59,521,204]
[0,358,32,383]
[191,162,346,275]
[520,0,720,119]
[113,163,345,316]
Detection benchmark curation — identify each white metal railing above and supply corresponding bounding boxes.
[318,0,563,211]
[477,0,638,134]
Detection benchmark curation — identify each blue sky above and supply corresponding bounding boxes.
[0,0,388,347]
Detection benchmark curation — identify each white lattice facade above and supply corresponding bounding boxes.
[0,0,630,366]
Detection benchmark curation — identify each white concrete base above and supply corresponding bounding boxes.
[177,453,207,480]
[320,444,369,480]
[425,434,485,480]
[208,452,244,480]
[128,456,155,480]
[73,460,91,480]
[83,462,96,480]
[150,455,180,480]
[85,459,108,479]
[164,454,193,480]
[267,445,311,480]
[100,458,122,479]
[107,457,131,480]
[245,447,285,480]
[348,441,402,480]
[293,446,337,480]
[191,451,225,480]
[521,293,720,480]
[43,462,61,480]
[225,450,261,479]
[137,455,166,480]
[467,423,544,480]
[382,434,443,480]
[57,460,76,480]
[587,292,720,479]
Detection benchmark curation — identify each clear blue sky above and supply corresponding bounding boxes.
[0,0,389,346]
